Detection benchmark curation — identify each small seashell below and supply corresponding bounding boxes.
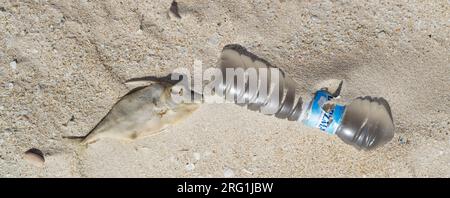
[242,168,253,175]
[398,136,408,145]
[5,82,13,90]
[23,148,45,167]
[169,1,181,19]
[10,60,17,70]
[193,152,201,161]
[223,167,235,178]
[185,163,195,171]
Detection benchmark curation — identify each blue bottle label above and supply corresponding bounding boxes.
[302,90,346,134]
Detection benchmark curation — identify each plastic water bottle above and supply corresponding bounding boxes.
[217,44,395,150]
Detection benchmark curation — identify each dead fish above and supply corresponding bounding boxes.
[69,75,198,145]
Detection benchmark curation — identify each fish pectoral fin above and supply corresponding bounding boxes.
[124,74,183,88]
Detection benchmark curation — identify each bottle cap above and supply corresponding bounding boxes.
[336,96,395,150]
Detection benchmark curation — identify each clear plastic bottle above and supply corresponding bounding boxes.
[218,44,395,150]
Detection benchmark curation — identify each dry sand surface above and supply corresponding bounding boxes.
[0,0,449,177]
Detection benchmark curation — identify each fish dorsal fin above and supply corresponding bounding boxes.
[124,74,183,88]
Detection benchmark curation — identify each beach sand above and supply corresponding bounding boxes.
[0,0,449,177]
